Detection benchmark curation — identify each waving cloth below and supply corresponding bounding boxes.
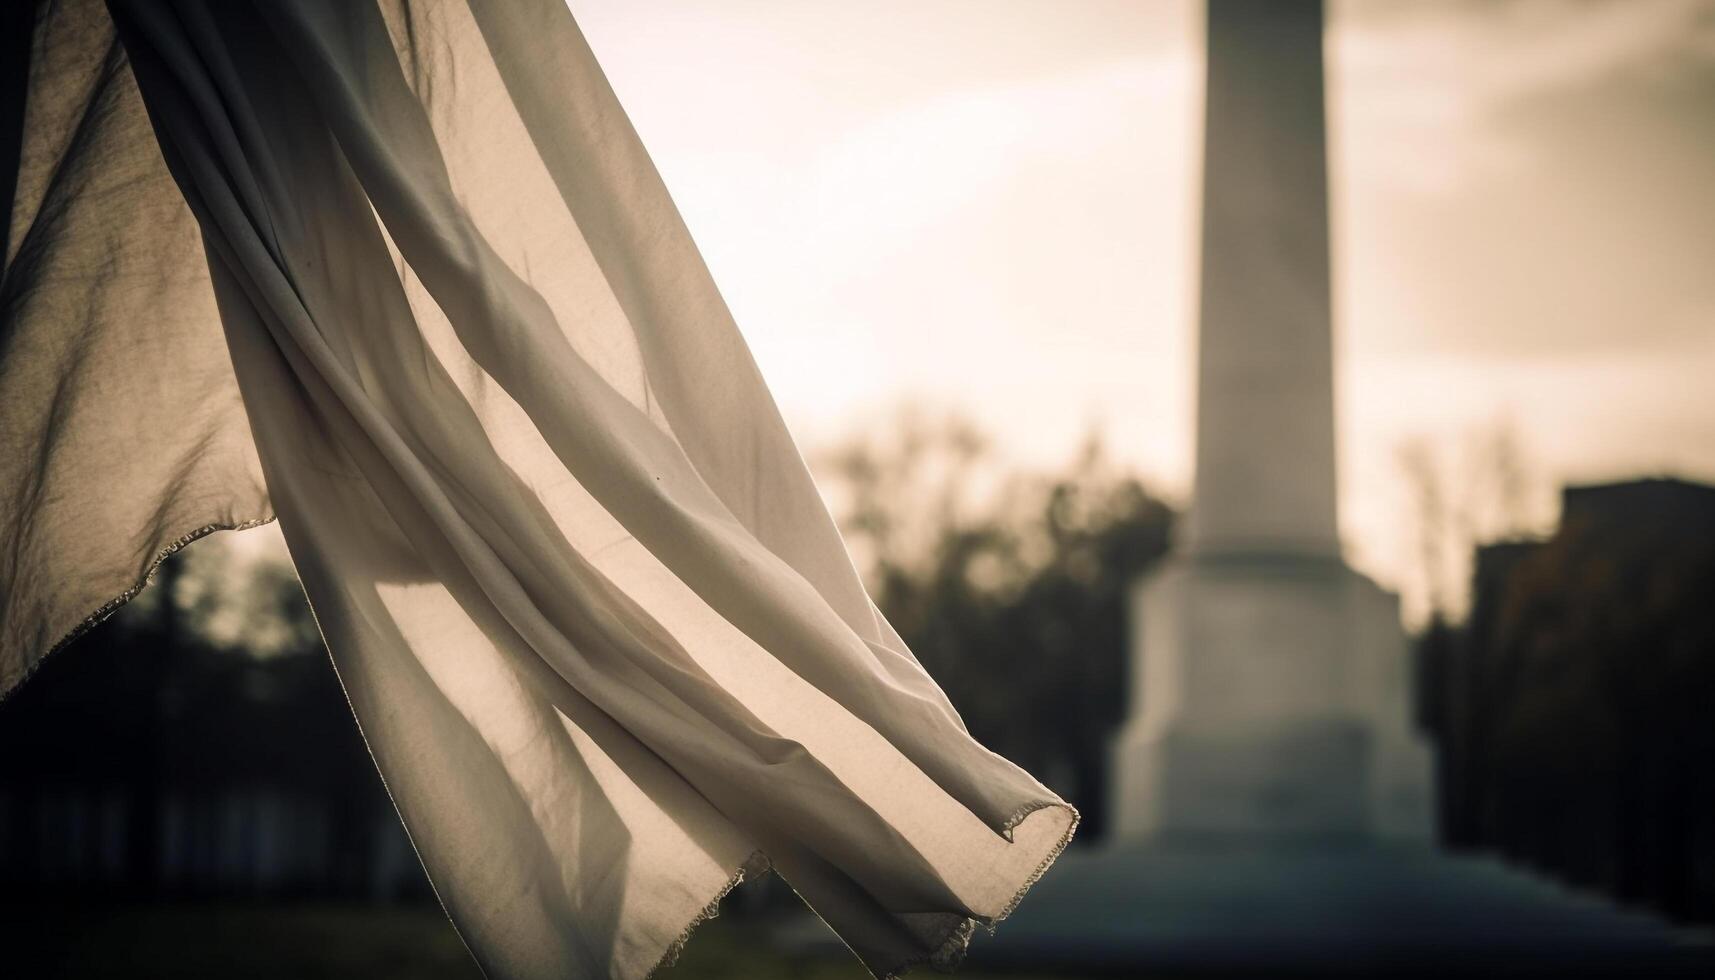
[0,1,1077,976]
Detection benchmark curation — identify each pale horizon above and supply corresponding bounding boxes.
[548,0,1715,623]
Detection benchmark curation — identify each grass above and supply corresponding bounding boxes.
[0,900,1088,979]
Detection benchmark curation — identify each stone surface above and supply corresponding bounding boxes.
[963,844,1714,976]
[1189,0,1337,558]
[1110,0,1433,843]
[1110,555,1433,840]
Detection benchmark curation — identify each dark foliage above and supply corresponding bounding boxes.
[818,414,1175,839]
[0,557,429,900]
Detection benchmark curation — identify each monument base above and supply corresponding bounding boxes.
[1109,553,1433,842]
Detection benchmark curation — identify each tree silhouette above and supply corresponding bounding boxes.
[815,410,1174,839]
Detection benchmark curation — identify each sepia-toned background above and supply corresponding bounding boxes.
[3,1,1712,976]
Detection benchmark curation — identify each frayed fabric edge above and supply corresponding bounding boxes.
[883,797,1082,979]
[0,515,277,704]
[646,849,773,979]
[754,798,1080,979]
[992,798,1081,927]
[864,796,1077,980]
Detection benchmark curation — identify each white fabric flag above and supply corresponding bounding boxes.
[0,1,1077,977]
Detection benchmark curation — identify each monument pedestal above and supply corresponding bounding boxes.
[1109,553,1433,842]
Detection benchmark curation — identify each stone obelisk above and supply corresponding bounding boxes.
[1109,0,1432,841]
[951,3,1706,969]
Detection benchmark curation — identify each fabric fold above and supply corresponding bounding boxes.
[3,1,1077,976]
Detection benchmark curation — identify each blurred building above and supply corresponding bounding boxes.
[1427,478,1715,928]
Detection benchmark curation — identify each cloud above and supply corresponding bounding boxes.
[1333,0,1715,193]
[1329,0,1715,363]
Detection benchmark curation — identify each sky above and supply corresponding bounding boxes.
[542,0,1715,622]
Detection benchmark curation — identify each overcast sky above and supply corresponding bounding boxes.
[549,0,1715,619]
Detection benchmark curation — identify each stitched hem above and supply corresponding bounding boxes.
[991,799,1080,927]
